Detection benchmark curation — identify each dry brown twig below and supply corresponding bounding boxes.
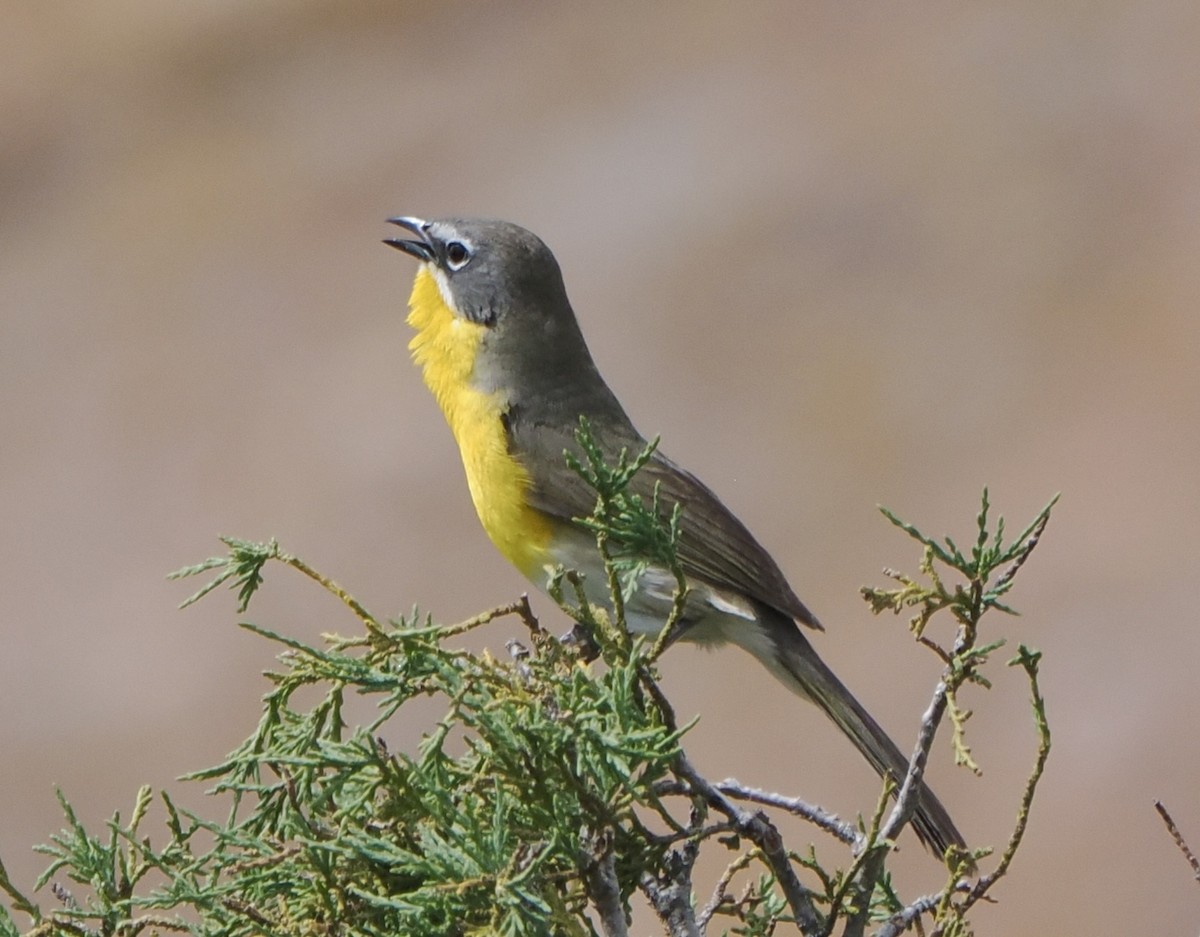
[1155,800,1200,884]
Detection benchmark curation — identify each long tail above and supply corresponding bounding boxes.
[761,620,965,859]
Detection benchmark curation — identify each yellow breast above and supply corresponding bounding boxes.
[407,267,554,576]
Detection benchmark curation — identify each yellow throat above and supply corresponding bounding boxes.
[406,267,554,576]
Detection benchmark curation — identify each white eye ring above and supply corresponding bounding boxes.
[445,240,472,270]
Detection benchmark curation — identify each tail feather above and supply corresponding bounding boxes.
[765,622,965,859]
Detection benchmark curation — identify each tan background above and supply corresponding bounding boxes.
[3,3,1198,933]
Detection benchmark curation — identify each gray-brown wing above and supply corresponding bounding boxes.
[507,407,821,629]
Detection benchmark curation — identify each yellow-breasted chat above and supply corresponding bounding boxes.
[384,215,965,859]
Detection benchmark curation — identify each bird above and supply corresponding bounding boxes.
[384,215,965,859]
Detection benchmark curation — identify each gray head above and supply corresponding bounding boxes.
[385,216,570,327]
[385,216,623,410]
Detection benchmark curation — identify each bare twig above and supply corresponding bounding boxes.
[509,592,542,635]
[653,777,859,846]
[222,896,274,928]
[654,820,739,848]
[844,657,957,937]
[930,645,1050,933]
[670,755,823,936]
[873,886,968,937]
[440,595,540,639]
[49,883,78,912]
[1155,801,1200,884]
[882,679,948,845]
[697,850,756,934]
[117,914,191,935]
[961,650,1047,906]
[27,917,92,937]
[991,500,1056,595]
[278,549,380,631]
[275,766,328,838]
[228,843,302,874]
[330,594,540,651]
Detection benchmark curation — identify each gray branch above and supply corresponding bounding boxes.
[671,754,824,936]
[881,679,947,844]
[581,828,630,937]
[872,891,943,937]
[640,836,701,937]
[654,776,860,847]
[843,675,952,937]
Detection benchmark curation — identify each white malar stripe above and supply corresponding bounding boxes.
[429,264,458,315]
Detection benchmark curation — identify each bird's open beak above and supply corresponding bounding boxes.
[384,216,434,261]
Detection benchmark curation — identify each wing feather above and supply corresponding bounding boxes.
[508,407,821,629]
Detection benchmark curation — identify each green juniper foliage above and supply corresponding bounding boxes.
[0,426,1055,937]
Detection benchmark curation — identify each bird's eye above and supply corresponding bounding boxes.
[445,241,471,270]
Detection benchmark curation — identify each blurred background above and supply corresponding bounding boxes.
[3,3,1198,932]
